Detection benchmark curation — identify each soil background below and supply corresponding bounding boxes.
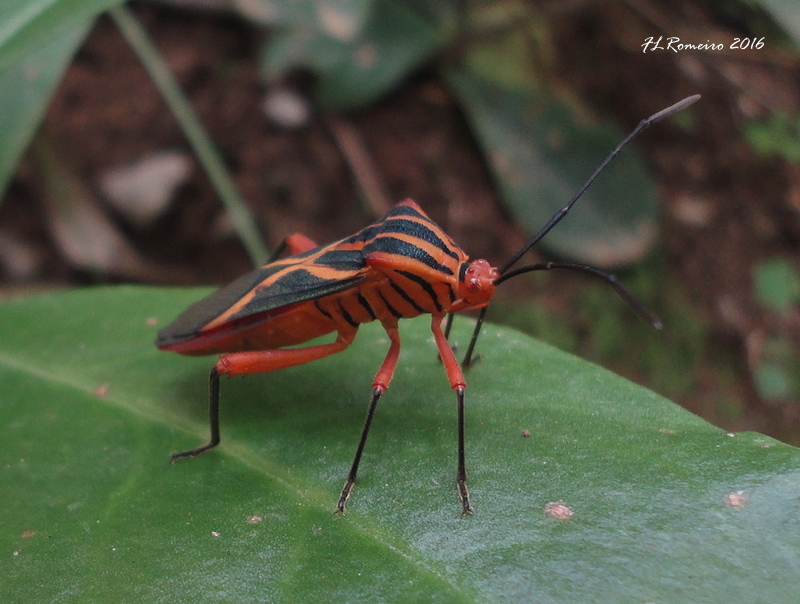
[2,1,800,443]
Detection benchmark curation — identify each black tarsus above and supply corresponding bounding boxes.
[170,366,221,462]
[337,357,472,516]
[460,95,700,367]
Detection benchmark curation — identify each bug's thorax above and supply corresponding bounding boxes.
[451,259,499,312]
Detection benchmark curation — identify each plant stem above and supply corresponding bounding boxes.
[109,5,269,266]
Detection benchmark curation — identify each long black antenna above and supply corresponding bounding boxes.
[461,94,700,367]
[499,95,700,276]
[496,261,663,328]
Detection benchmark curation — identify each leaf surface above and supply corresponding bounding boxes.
[2,287,800,602]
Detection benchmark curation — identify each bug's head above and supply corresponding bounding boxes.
[457,259,500,307]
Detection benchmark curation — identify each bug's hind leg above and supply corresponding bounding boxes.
[171,367,221,461]
[171,328,356,463]
[337,322,400,514]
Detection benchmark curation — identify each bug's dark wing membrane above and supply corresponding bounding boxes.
[156,249,367,347]
[228,269,366,320]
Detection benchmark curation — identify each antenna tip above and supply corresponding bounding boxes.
[650,94,701,123]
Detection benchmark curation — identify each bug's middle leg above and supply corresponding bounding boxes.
[171,328,356,462]
[337,320,400,514]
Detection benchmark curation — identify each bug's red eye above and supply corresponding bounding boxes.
[467,272,482,293]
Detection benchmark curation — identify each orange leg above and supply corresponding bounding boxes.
[337,321,400,514]
[430,315,472,515]
[171,328,356,462]
[283,233,319,255]
[216,330,355,377]
[268,233,320,261]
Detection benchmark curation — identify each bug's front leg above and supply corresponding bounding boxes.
[430,315,472,515]
[337,321,400,514]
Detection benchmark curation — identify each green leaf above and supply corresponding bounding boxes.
[445,69,664,267]
[0,22,89,199]
[753,332,800,402]
[744,111,800,162]
[239,0,374,35]
[755,359,794,400]
[261,0,443,110]
[757,0,800,46]
[0,0,125,199]
[3,287,800,602]
[754,257,800,312]
[0,0,122,72]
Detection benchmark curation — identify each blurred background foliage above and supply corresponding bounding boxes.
[1,0,800,442]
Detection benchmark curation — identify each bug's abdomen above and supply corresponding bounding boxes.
[318,271,453,329]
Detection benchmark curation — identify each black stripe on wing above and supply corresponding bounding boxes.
[343,205,459,261]
[229,269,365,320]
[379,218,460,260]
[363,236,454,276]
[314,249,365,270]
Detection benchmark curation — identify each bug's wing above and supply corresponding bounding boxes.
[156,199,456,350]
[156,248,368,349]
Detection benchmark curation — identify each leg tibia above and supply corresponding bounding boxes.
[432,316,472,513]
[337,321,400,514]
[171,366,221,462]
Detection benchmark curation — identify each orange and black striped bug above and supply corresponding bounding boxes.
[157,95,699,515]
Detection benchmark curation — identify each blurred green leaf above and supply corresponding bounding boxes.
[0,20,88,198]
[754,257,800,313]
[756,0,800,45]
[753,333,800,402]
[3,287,800,601]
[0,0,121,72]
[756,361,793,400]
[261,0,443,110]
[744,111,800,162]
[391,0,459,26]
[236,0,373,34]
[445,67,665,267]
[463,24,539,92]
[0,0,127,199]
